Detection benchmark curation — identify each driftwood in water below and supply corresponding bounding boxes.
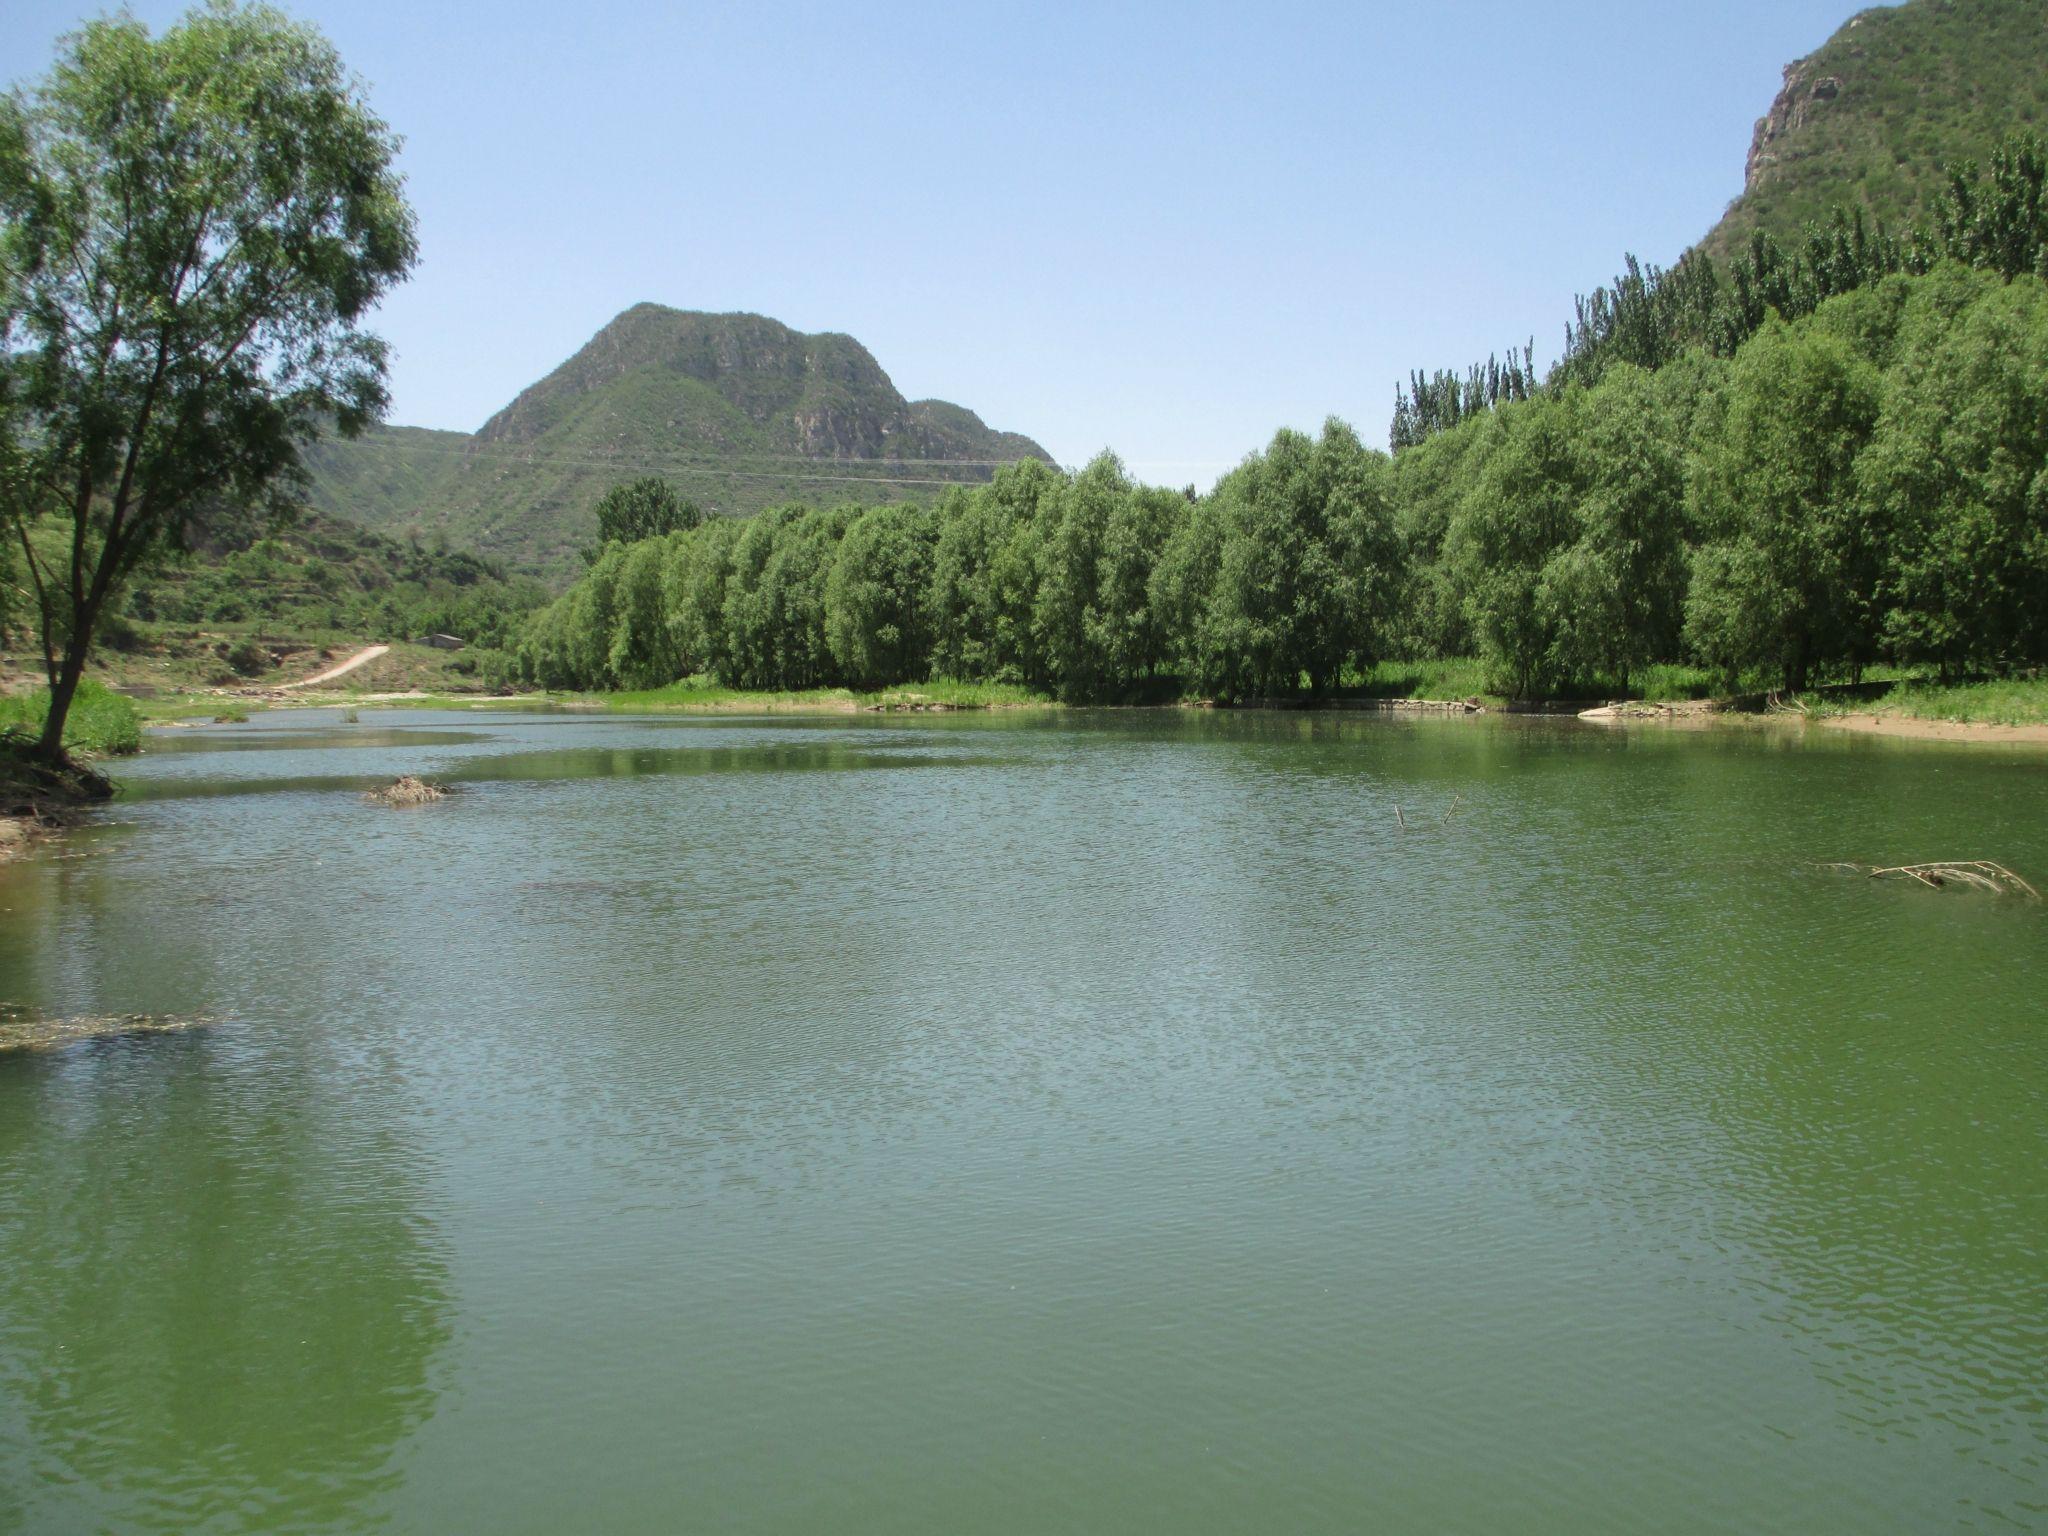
[1824,860,2041,897]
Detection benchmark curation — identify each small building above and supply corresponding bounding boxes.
[415,633,466,652]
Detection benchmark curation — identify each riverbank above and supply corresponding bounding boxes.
[134,677,1062,721]
[1807,675,2048,740]
[1820,712,2048,743]
[40,660,2048,760]
[122,674,2048,746]
[0,684,138,859]
[0,743,116,861]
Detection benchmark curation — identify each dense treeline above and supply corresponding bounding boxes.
[517,426,1406,701]
[520,135,2048,703]
[1403,260,2048,692]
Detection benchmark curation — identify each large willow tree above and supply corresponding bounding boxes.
[0,2,416,764]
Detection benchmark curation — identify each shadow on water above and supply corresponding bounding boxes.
[0,1025,452,1535]
[143,727,492,755]
[448,740,1022,785]
[110,737,1026,804]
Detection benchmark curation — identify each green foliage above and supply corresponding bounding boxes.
[522,425,1390,704]
[661,514,741,682]
[607,537,675,687]
[929,461,1060,685]
[1154,422,1396,699]
[1542,367,1689,691]
[1869,675,2048,725]
[1388,423,1482,658]
[0,681,141,756]
[1387,257,2047,700]
[1391,342,1539,446]
[825,503,937,689]
[1446,397,1584,697]
[1438,372,1701,696]
[1684,317,1884,691]
[225,639,272,678]
[1932,130,2048,280]
[1403,126,2048,451]
[119,508,546,650]
[1034,454,1186,700]
[1859,268,2048,674]
[587,478,702,562]
[722,505,846,692]
[0,1,416,759]
[1347,656,1496,702]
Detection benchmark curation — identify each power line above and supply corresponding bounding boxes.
[314,433,1048,477]
[313,431,1242,486]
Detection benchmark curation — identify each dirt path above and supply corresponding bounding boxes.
[281,643,389,690]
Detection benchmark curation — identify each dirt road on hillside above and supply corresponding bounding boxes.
[281,644,389,689]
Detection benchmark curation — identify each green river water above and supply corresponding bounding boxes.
[1,708,2044,1533]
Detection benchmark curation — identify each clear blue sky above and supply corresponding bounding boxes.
[4,0,1864,483]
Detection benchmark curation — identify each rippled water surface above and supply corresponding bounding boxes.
[2,708,2045,1533]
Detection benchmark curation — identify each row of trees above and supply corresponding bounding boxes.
[517,421,1409,701]
[526,257,2048,701]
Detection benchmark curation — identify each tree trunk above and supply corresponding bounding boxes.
[35,635,93,763]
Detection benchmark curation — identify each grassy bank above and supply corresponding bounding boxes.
[0,682,143,756]
[1808,675,2048,727]
[116,676,1058,721]
[0,683,133,832]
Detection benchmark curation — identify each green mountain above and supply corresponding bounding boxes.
[304,307,1051,575]
[1703,0,2048,259]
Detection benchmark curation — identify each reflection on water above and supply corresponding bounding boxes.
[0,708,2044,1533]
[0,1027,450,1534]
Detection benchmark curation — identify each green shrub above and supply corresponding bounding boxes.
[225,639,272,677]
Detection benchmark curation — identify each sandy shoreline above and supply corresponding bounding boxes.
[1817,712,2048,744]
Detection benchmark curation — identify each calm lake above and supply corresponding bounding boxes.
[2,708,2044,1533]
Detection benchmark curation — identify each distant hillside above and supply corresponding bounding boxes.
[1703,0,2048,259]
[304,307,1052,575]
